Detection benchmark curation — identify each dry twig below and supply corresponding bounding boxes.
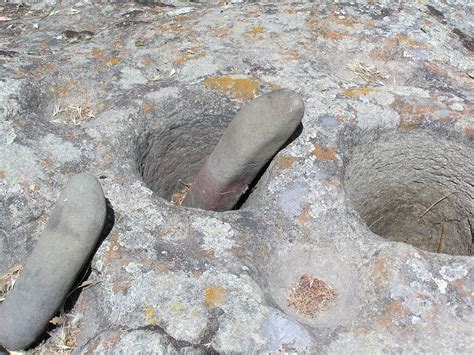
[418,191,458,219]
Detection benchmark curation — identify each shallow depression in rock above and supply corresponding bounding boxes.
[345,131,473,256]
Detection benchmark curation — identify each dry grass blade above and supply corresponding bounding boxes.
[348,61,387,85]
[418,191,458,219]
[437,224,445,253]
[287,274,336,318]
[0,263,23,303]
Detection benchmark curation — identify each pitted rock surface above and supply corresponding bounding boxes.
[1,1,473,353]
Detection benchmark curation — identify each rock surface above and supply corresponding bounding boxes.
[0,173,106,350]
[0,0,473,353]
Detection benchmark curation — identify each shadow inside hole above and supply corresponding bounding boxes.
[30,198,115,349]
[344,131,473,256]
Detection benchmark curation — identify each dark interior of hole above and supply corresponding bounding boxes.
[137,114,233,201]
[344,132,473,256]
[137,113,303,210]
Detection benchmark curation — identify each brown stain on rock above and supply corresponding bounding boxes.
[204,75,260,102]
[313,145,337,160]
[369,257,395,288]
[172,50,207,65]
[397,35,425,48]
[298,203,313,224]
[343,87,376,97]
[279,49,300,60]
[204,286,226,308]
[463,126,474,137]
[275,155,296,170]
[0,171,5,179]
[140,102,154,114]
[375,299,408,330]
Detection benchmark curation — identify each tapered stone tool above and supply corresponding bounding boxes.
[0,173,106,351]
[183,89,304,211]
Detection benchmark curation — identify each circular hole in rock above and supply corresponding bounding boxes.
[137,113,234,206]
[344,131,473,256]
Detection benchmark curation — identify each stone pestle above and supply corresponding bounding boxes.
[0,173,106,351]
[182,89,304,211]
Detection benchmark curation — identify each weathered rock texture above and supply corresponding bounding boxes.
[0,173,106,350]
[0,0,473,353]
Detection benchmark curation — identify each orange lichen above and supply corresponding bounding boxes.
[375,299,408,330]
[313,145,337,160]
[279,49,300,60]
[463,126,474,137]
[287,274,336,317]
[369,257,395,288]
[204,286,226,308]
[322,30,348,41]
[172,50,207,65]
[204,75,260,102]
[343,87,376,97]
[397,35,423,47]
[328,177,341,187]
[211,26,231,37]
[0,171,5,179]
[275,155,296,170]
[298,203,313,224]
[140,102,154,114]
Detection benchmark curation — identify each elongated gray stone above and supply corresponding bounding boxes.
[0,173,106,351]
[183,89,304,211]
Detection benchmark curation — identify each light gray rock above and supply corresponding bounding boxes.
[183,89,304,211]
[0,173,106,351]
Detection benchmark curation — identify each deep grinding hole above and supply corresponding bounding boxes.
[137,114,234,204]
[345,132,473,256]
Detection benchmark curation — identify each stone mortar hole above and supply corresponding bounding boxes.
[136,112,262,210]
[345,131,473,256]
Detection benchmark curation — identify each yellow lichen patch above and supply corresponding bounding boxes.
[343,87,376,97]
[313,145,337,160]
[246,26,265,36]
[269,82,282,90]
[204,286,227,309]
[204,75,260,102]
[170,300,184,311]
[397,35,422,47]
[0,171,5,179]
[172,51,207,65]
[143,305,158,325]
[275,155,296,171]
